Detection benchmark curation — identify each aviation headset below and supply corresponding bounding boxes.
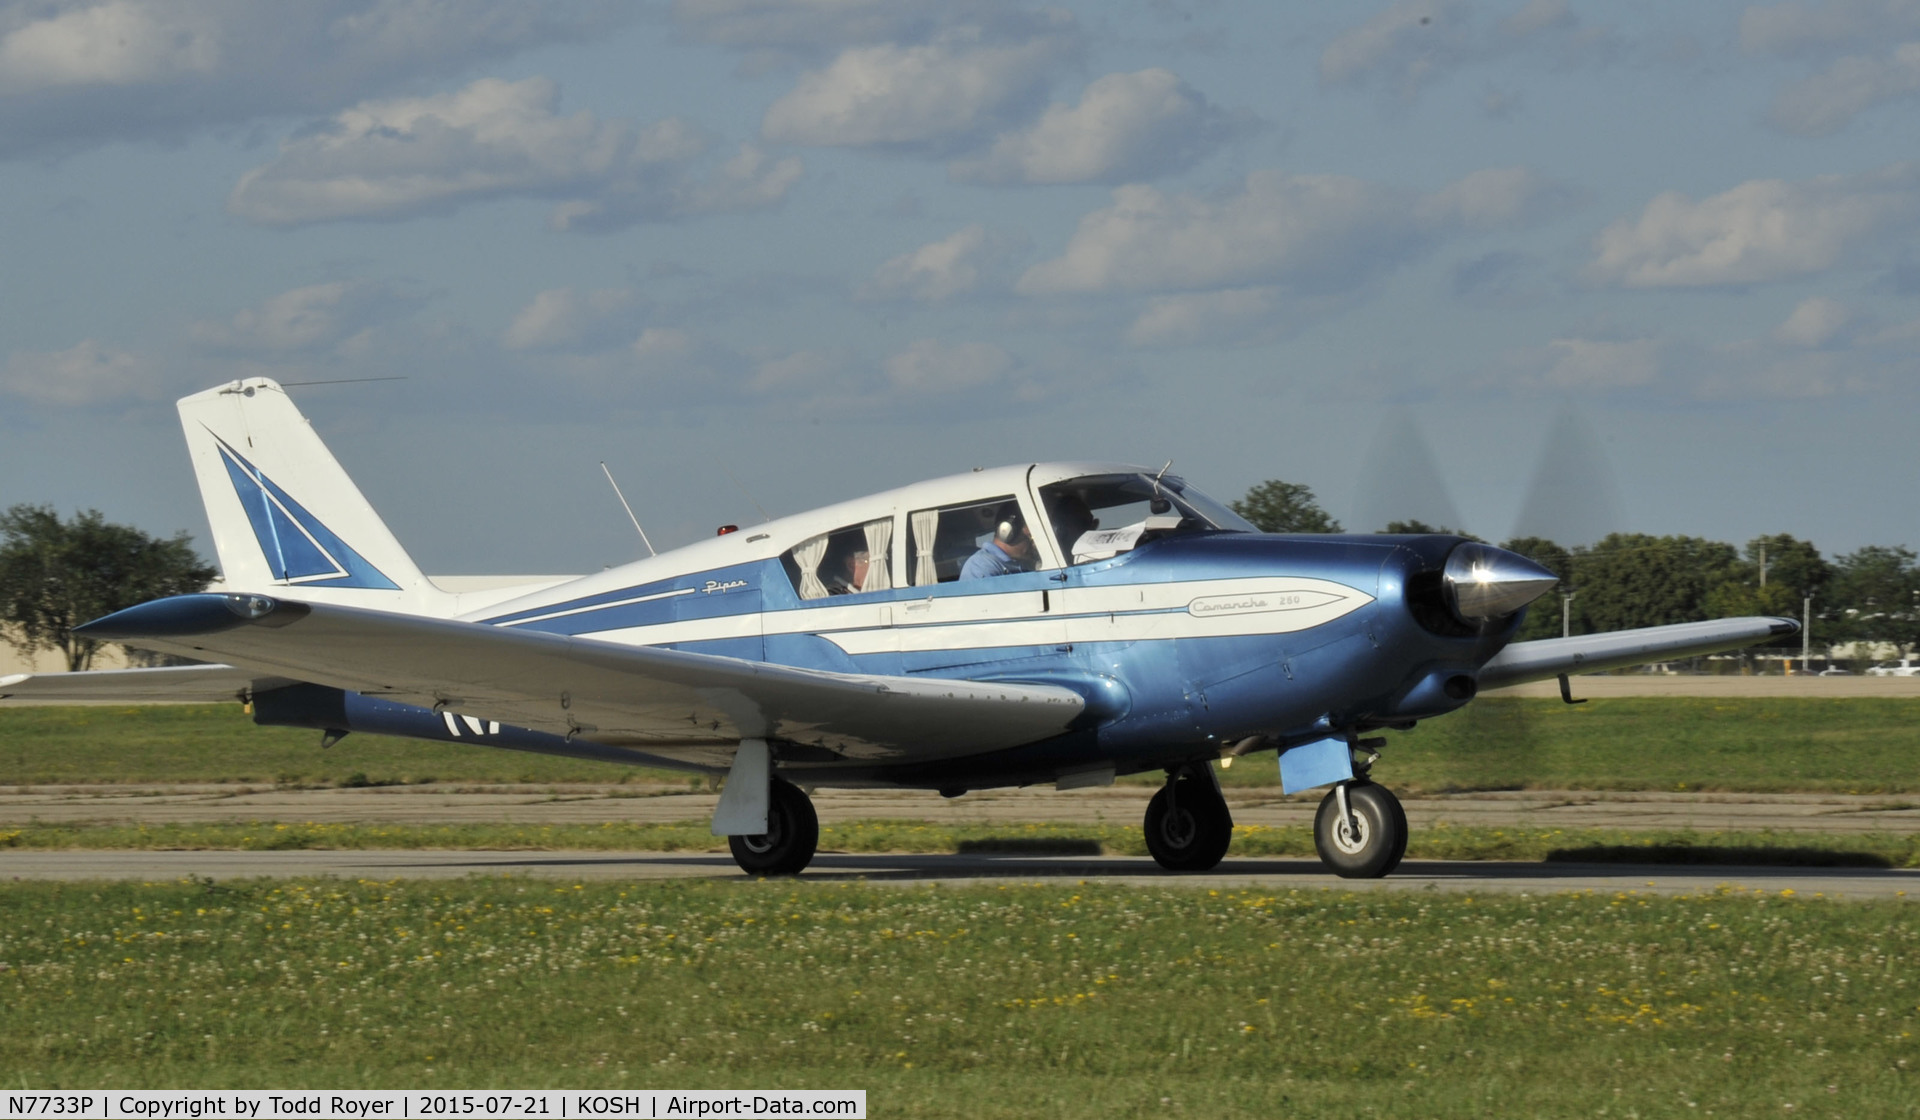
[994,507,1027,544]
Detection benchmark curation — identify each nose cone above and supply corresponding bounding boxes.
[1443,543,1559,621]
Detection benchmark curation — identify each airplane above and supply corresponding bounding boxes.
[0,378,1798,878]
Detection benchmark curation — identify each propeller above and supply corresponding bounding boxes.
[1349,406,1628,792]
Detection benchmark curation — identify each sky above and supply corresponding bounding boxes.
[3,0,1918,575]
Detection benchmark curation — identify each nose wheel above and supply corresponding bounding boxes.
[1143,764,1234,871]
[1314,780,1407,878]
[728,778,819,876]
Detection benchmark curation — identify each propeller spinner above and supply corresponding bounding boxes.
[1442,542,1559,621]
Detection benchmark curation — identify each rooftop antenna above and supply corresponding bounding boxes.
[599,462,656,557]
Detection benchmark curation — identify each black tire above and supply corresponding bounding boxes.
[1313,782,1408,879]
[1143,772,1234,872]
[727,778,819,876]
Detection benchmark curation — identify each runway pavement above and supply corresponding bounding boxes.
[3,848,1914,898]
[5,783,1918,833]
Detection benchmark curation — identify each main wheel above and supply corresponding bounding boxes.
[727,778,819,876]
[1143,770,1234,872]
[1313,781,1408,879]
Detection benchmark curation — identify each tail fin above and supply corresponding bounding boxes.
[179,378,450,612]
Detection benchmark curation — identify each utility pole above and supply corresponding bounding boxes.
[1803,594,1813,674]
[1562,591,1575,639]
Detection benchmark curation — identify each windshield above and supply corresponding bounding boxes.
[1039,473,1254,563]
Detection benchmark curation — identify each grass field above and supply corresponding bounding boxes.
[6,696,1920,793]
[2,878,1914,1116]
[3,819,1917,868]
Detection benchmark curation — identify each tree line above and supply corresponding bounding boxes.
[5,490,1916,673]
[1230,480,1919,657]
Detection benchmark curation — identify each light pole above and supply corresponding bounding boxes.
[1562,591,1575,639]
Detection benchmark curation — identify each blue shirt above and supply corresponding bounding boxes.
[960,539,1028,580]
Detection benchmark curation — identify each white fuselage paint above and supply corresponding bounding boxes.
[581,577,1372,655]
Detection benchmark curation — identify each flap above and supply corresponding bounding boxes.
[0,664,275,704]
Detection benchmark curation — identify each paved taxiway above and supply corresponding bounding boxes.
[5,784,1917,834]
[3,849,1914,898]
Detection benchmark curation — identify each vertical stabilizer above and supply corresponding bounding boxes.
[179,379,450,613]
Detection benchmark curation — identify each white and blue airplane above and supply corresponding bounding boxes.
[1,379,1797,877]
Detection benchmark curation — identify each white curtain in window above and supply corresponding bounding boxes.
[793,533,830,600]
[910,509,938,586]
[861,518,893,593]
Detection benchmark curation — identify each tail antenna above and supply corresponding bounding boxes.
[599,462,656,557]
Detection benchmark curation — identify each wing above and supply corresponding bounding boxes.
[74,593,1085,761]
[1478,616,1799,689]
[0,663,280,704]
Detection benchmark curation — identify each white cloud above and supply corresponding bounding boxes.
[1739,0,1920,56]
[860,225,1025,302]
[1536,338,1662,390]
[1318,0,1602,98]
[0,1,221,88]
[189,281,402,353]
[748,347,856,395]
[1768,42,1920,134]
[883,338,1015,393]
[227,78,801,230]
[503,288,641,352]
[1774,296,1853,347]
[1320,0,1476,92]
[0,340,155,406]
[950,68,1251,185]
[1124,288,1280,348]
[1017,166,1562,296]
[1741,2,1920,133]
[1588,164,1920,287]
[761,34,1065,149]
[0,0,626,158]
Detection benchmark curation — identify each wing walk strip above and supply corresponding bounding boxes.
[565,577,1373,654]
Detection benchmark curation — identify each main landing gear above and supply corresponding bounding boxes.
[1313,780,1408,879]
[728,777,819,876]
[1143,763,1234,872]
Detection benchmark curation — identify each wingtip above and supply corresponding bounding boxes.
[73,593,307,640]
[1767,617,1802,637]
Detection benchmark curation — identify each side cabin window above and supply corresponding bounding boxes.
[1039,473,1254,564]
[906,495,1025,585]
[781,518,894,601]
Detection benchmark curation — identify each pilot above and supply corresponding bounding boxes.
[827,548,871,594]
[960,506,1034,580]
[1048,493,1098,561]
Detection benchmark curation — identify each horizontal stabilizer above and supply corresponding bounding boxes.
[75,593,1086,761]
[1478,617,1799,689]
[0,664,277,704]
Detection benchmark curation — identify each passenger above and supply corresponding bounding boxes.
[827,549,871,594]
[960,507,1034,579]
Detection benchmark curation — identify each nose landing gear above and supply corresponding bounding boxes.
[1313,780,1407,879]
[1143,763,1234,872]
[728,777,820,876]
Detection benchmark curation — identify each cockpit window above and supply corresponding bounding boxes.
[1039,473,1254,564]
